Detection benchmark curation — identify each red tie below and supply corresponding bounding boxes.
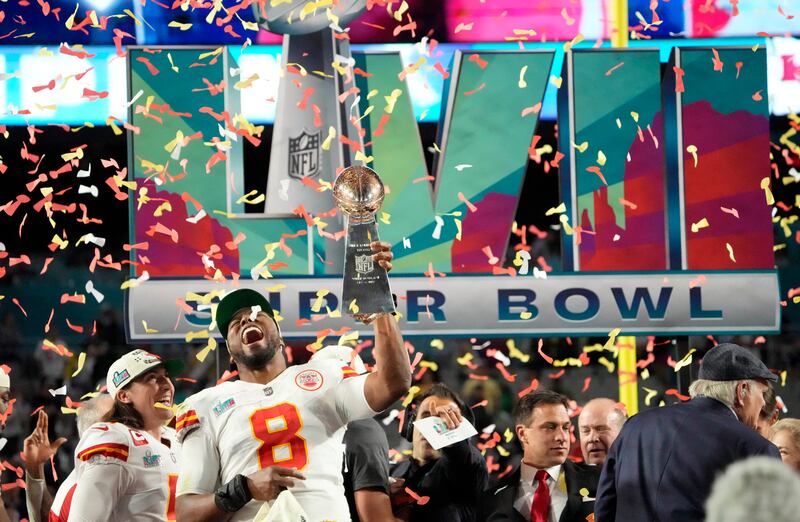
[531,469,550,522]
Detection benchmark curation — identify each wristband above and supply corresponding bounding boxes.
[214,474,253,512]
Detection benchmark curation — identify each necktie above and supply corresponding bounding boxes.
[531,469,550,522]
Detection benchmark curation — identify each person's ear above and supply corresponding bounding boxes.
[117,389,133,405]
[516,424,528,446]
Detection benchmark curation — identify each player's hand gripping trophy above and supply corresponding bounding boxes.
[333,166,396,323]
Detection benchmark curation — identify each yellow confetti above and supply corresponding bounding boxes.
[507,339,530,363]
[559,214,573,235]
[420,360,439,371]
[497,445,510,457]
[760,177,774,205]
[725,242,736,263]
[641,368,650,380]
[168,20,192,31]
[550,75,563,88]
[691,218,709,233]
[348,299,359,314]
[379,212,391,225]
[430,339,444,350]
[545,202,567,216]
[142,321,158,334]
[338,330,360,345]
[597,357,615,373]
[457,352,474,366]
[643,387,658,406]
[686,144,698,167]
[311,290,329,313]
[384,88,403,114]
[402,385,421,408]
[674,348,696,372]
[630,111,639,123]
[322,126,336,151]
[61,407,79,415]
[196,337,217,362]
[597,150,606,166]
[616,118,622,128]
[520,311,533,320]
[563,33,584,52]
[185,329,209,343]
[72,352,87,377]
[236,190,266,205]
[355,150,374,164]
[579,488,590,497]
[518,65,528,88]
[504,428,514,443]
[572,141,588,153]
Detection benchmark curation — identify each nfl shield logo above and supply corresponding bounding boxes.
[355,254,374,275]
[288,130,320,179]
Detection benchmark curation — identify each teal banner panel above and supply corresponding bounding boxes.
[558,49,667,272]
[663,46,773,270]
[354,50,555,273]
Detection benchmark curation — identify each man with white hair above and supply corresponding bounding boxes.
[705,457,800,522]
[595,343,781,522]
[24,394,114,522]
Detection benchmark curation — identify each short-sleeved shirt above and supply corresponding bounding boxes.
[175,358,377,522]
[68,422,180,521]
[343,418,391,522]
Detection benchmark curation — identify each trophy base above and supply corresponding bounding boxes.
[343,221,396,316]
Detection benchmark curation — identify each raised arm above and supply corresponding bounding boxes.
[362,242,412,412]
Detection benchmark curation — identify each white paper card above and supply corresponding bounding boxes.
[413,415,478,450]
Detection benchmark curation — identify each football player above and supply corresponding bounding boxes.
[67,350,182,521]
[175,241,411,522]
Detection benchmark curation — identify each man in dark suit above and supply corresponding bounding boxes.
[482,390,600,522]
[595,343,781,522]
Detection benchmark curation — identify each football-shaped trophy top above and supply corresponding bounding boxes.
[333,165,385,221]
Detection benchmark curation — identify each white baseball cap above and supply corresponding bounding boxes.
[310,345,368,374]
[106,349,183,399]
[0,370,9,389]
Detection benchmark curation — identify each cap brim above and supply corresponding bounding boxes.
[215,289,274,340]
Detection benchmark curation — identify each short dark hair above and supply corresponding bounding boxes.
[514,390,570,427]
[415,383,468,417]
[102,399,145,430]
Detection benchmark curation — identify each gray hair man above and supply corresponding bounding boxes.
[595,343,781,522]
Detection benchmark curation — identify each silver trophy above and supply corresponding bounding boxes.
[333,166,396,316]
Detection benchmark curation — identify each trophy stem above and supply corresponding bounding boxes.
[342,221,396,315]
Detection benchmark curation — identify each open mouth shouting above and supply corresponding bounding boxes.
[241,325,265,346]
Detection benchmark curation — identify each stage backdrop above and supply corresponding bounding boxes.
[124,42,779,341]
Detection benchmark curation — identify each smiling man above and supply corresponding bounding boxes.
[578,398,627,466]
[483,390,599,522]
[175,241,411,522]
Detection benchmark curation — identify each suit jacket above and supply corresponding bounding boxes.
[481,459,600,522]
[594,397,781,522]
[390,439,488,522]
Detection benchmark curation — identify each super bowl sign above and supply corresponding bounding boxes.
[123,43,779,341]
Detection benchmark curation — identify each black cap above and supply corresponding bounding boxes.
[215,289,275,340]
[698,343,778,382]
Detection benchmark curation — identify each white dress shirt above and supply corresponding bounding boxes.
[514,462,568,522]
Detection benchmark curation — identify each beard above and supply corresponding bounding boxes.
[233,337,281,370]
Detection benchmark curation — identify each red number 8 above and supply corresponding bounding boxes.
[249,403,309,470]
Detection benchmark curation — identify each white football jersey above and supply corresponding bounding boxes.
[175,358,376,522]
[49,469,76,521]
[68,422,180,522]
